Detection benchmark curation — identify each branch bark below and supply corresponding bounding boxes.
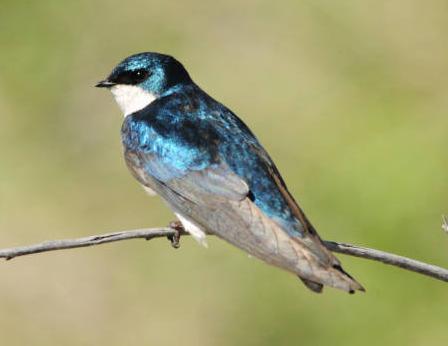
[1,226,447,283]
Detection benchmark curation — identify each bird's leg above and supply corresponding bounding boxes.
[168,220,184,249]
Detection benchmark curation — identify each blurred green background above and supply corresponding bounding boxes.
[1,0,447,345]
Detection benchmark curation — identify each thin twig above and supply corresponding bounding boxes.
[323,241,448,282]
[0,228,178,260]
[0,227,447,283]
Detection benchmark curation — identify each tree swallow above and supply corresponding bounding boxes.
[96,52,364,293]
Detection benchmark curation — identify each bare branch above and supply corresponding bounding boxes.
[0,228,177,260]
[323,241,448,282]
[0,227,447,284]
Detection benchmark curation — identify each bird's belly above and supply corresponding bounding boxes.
[142,185,157,196]
[175,213,208,247]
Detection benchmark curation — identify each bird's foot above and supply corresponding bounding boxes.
[168,220,184,249]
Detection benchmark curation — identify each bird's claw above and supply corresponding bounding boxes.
[168,220,184,249]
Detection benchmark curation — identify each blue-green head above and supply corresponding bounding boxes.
[96,52,192,115]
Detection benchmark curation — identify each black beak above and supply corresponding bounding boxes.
[95,80,116,88]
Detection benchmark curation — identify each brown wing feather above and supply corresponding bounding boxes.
[125,149,364,293]
[246,145,364,292]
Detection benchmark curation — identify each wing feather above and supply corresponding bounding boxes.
[124,149,363,293]
[121,89,363,292]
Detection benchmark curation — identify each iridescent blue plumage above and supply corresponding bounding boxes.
[121,83,304,236]
[97,52,364,293]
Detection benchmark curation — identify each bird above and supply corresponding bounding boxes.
[96,52,364,293]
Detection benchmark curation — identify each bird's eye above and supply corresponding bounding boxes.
[129,69,150,83]
[114,68,150,85]
[134,70,144,78]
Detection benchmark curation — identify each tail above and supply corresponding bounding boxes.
[299,277,324,293]
[295,231,365,294]
[205,195,365,294]
[266,171,364,293]
[299,263,365,294]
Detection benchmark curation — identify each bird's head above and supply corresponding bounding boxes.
[96,52,191,116]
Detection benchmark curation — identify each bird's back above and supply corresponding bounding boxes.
[122,84,364,293]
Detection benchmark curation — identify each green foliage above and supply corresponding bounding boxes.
[0,1,447,345]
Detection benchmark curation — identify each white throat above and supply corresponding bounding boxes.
[110,85,157,116]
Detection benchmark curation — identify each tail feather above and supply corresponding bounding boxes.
[299,277,324,293]
[331,264,365,293]
[299,238,365,293]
